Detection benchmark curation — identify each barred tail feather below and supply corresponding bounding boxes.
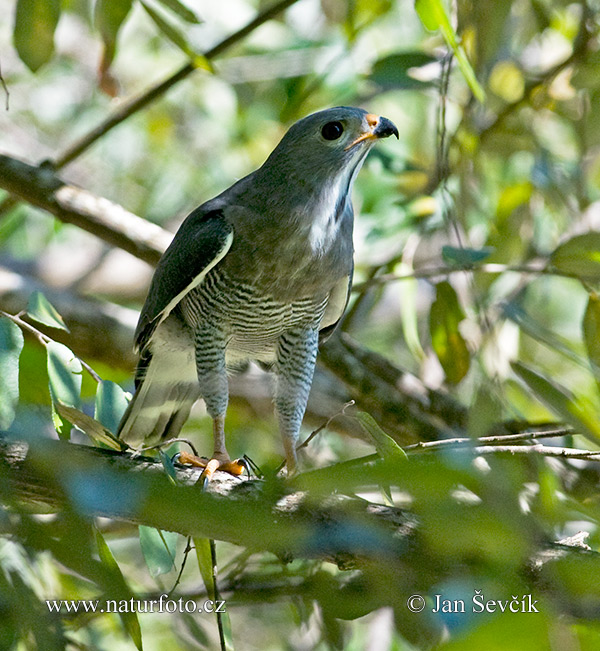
[117,323,200,448]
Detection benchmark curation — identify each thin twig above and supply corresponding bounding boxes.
[351,262,588,291]
[211,539,227,651]
[0,57,9,111]
[277,400,356,472]
[53,0,302,169]
[403,426,574,453]
[466,444,600,461]
[169,537,194,597]
[296,400,356,452]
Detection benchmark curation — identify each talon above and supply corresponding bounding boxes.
[218,458,248,476]
[199,458,221,483]
[178,451,247,480]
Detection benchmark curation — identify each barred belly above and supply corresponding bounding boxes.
[179,267,328,364]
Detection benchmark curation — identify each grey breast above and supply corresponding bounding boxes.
[178,266,329,364]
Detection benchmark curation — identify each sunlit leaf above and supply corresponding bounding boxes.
[195,537,215,600]
[489,61,525,103]
[139,526,178,577]
[0,318,24,429]
[371,52,437,89]
[550,233,600,281]
[95,529,143,651]
[26,291,69,332]
[55,402,124,450]
[13,0,60,72]
[496,181,532,220]
[141,1,195,57]
[414,0,485,102]
[356,412,407,462]
[583,294,600,394]
[467,386,502,439]
[157,0,202,23]
[511,362,600,439]
[94,0,134,87]
[95,380,129,434]
[503,301,587,369]
[429,282,470,384]
[442,245,493,267]
[46,342,82,439]
[396,261,425,361]
[195,538,234,649]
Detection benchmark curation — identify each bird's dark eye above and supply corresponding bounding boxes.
[321,121,344,141]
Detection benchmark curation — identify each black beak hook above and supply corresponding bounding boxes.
[374,116,399,139]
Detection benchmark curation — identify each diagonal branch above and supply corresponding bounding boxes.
[53,0,302,169]
[0,154,170,265]
[0,438,417,568]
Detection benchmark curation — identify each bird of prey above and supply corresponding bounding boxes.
[117,106,398,478]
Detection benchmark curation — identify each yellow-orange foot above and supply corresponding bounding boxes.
[177,451,248,484]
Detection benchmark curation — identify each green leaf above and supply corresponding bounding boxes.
[157,0,201,23]
[503,301,587,370]
[511,362,600,439]
[397,262,425,361]
[414,0,485,102]
[370,52,437,89]
[95,380,129,434]
[356,412,407,462]
[194,537,216,601]
[46,341,82,439]
[583,294,600,394]
[13,0,61,72]
[468,386,502,439]
[26,291,69,332]
[194,538,235,650]
[442,245,494,267]
[94,0,134,71]
[55,402,125,450]
[140,1,196,57]
[429,282,470,384]
[158,449,179,483]
[550,233,600,281]
[95,529,143,651]
[95,0,134,44]
[139,526,178,577]
[0,318,24,429]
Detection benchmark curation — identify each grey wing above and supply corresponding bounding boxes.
[135,207,233,352]
[319,269,353,344]
[319,198,354,344]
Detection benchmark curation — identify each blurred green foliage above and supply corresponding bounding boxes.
[2,0,600,649]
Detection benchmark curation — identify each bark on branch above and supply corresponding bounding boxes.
[0,437,596,587]
[0,154,171,266]
[0,438,416,568]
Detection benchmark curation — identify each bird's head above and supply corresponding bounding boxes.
[260,106,398,192]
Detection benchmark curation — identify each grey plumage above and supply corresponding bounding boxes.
[117,106,398,473]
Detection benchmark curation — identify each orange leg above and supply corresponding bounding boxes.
[176,415,247,482]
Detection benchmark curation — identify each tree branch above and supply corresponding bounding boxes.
[319,332,468,443]
[1,437,596,584]
[0,155,170,266]
[53,0,302,168]
[0,438,416,568]
[0,264,138,369]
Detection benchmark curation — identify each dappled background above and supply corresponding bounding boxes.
[3,0,600,649]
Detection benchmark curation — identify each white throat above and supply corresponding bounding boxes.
[308,148,369,256]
